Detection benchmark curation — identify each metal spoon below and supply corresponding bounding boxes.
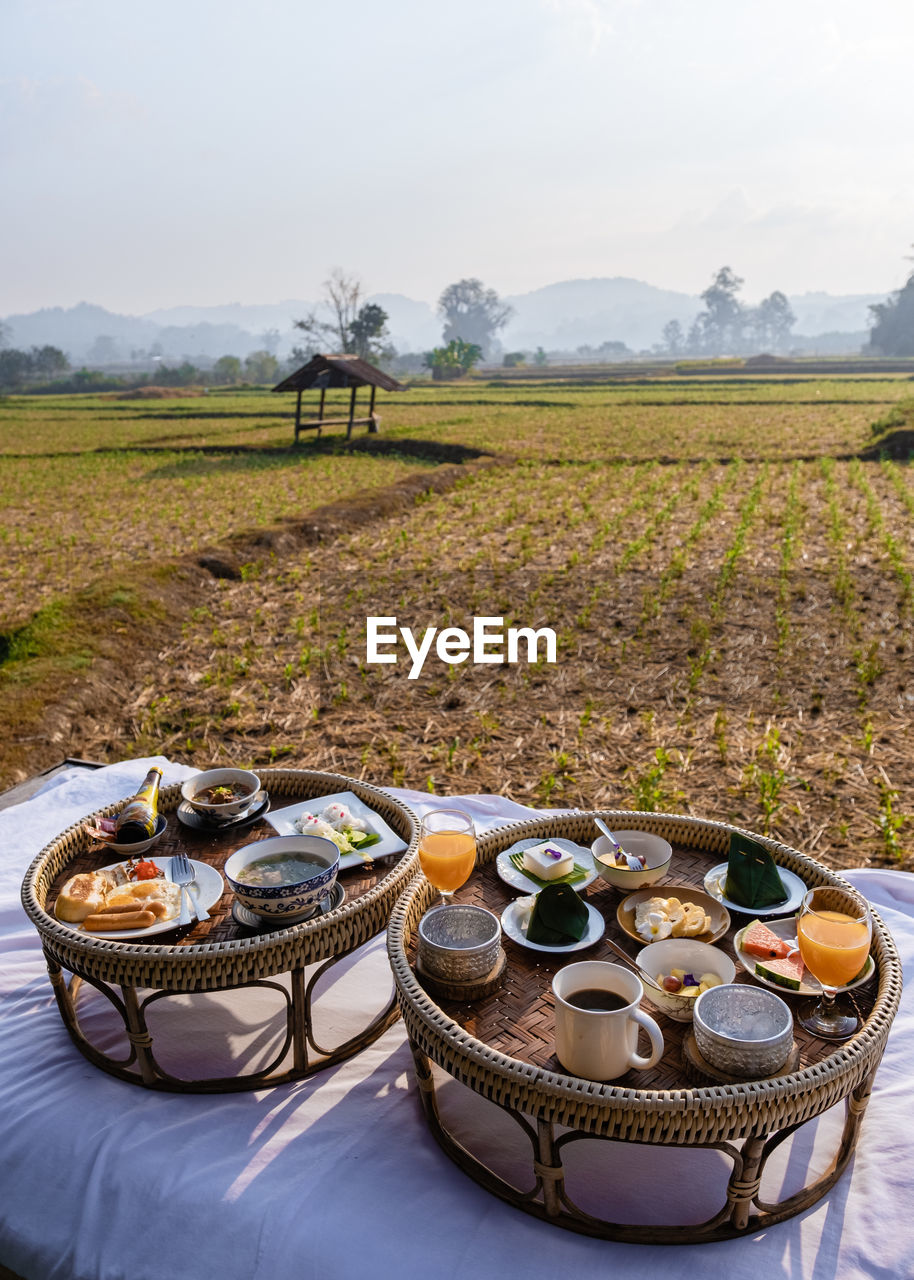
[593,818,642,872]
[603,936,665,993]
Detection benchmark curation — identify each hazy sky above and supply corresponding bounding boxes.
[3,0,914,315]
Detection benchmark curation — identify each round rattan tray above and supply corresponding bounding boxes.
[388,810,903,1242]
[22,769,419,1091]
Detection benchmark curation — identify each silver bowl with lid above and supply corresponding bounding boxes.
[417,904,501,983]
[693,983,794,1077]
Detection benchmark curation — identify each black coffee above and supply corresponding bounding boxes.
[565,987,628,1011]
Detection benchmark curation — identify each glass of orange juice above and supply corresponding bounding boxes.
[418,809,476,904]
[796,886,872,1040]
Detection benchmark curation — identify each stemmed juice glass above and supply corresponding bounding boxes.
[796,886,872,1040]
[418,809,476,905]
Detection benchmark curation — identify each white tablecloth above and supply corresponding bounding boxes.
[1,757,910,1280]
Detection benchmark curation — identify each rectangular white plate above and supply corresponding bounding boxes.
[266,790,408,871]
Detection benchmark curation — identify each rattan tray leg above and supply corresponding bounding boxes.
[726,1135,765,1231]
[301,952,400,1069]
[290,965,309,1074]
[121,984,157,1087]
[535,1119,564,1217]
[45,949,145,1081]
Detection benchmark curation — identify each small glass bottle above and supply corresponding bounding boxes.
[114,766,163,843]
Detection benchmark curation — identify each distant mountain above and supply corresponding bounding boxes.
[2,302,260,364]
[503,277,700,352]
[142,294,441,358]
[0,280,889,364]
[783,292,883,337]
[502,278,886,353]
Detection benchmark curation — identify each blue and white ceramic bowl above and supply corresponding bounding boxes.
[224,834,340,922]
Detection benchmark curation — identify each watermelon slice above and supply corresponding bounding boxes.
[741,919,793,960]
[755,954,805,990]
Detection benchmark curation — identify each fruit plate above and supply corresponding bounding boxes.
[267,791,408,871]
[703,862,807,916]
[733,917,876,996]
[617,886,730,946]
[496,838,597,895]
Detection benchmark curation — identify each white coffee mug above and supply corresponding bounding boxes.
[553,961,664,1082]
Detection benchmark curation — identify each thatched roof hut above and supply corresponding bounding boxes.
[273,354,405,442]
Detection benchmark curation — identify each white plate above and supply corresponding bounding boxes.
[500,899,604,954]
[497,838,597,895]
[266,791,407,871]
[733,916,876,996]
[80,857,225,939]
[703,862,807,916]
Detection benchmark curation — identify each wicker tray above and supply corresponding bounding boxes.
[388,810,903,1242]
[22,769,419,1090]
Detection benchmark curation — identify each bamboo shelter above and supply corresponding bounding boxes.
[272,354,405,443]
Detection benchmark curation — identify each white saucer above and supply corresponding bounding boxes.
[496,839,597,895]
[703,862,807,916]
[500,899,604,954]
[231,881,346,930]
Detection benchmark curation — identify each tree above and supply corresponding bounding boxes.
[437,278,513,360]
[691,267,746,355]
[213,355,243,384]
[0,348,33,390]
[293,268,391,360]
[424,339,483,380]
[243,350,279,383]
[868,251,914,356]
[749,291,795,353]
[661,320,684,357]
[31,345,69,379]
[87,334,121,365]
[349,302,393,362]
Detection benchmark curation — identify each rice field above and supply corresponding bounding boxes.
[1,375,909,628]
[1,373,912,870]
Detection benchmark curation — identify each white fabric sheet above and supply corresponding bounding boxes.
[0,760,910,1280]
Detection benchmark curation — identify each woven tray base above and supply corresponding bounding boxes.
[681,1027,801,1084]
[416,947,507,1002]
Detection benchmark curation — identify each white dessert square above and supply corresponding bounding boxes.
[522,841,574,880]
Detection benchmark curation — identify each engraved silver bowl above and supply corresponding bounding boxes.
[693,983,794,1077]
[417,904,501,982]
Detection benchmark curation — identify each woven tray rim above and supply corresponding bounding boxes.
[388,809,903,1132]
[22,769,419,986]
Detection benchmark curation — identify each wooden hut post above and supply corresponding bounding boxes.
[368,383,378,432]
[318,386,326,437]
[295,388,302,444]
[346,383,358,440]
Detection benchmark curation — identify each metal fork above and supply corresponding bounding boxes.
[171,852,209,923]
